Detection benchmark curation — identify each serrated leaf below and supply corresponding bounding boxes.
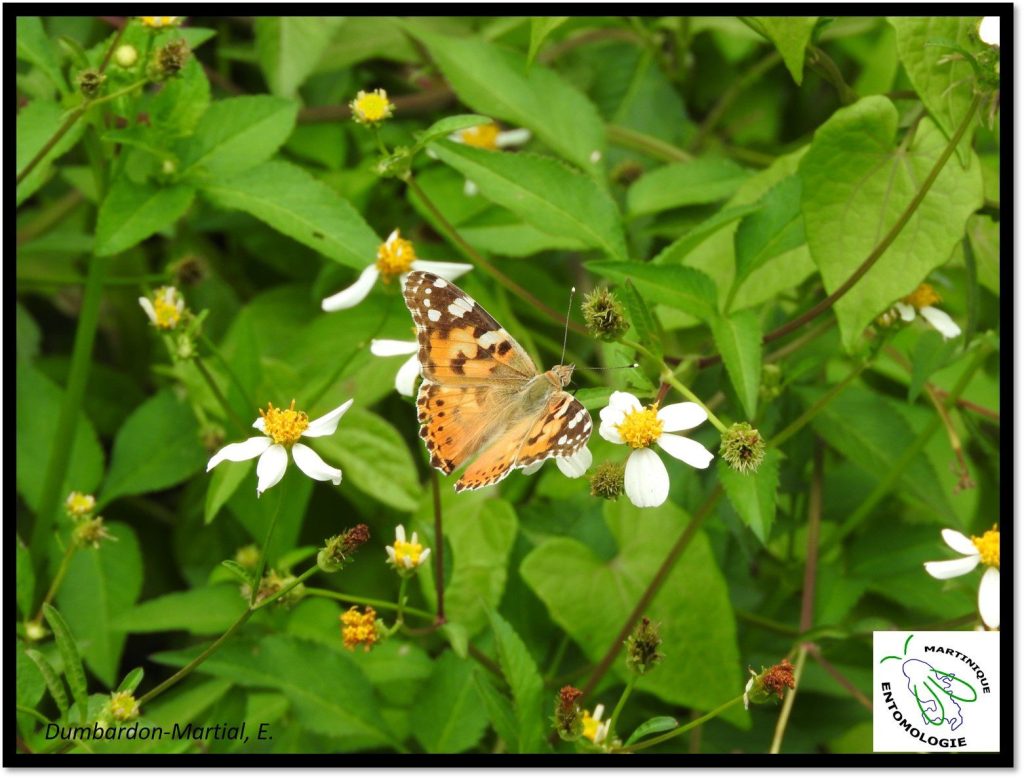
[431,141,627,260]
[528,17,569,65]
[115,585,245,635]
[201,160,379,270]
[254,17,346,98]
[487,610,545,754]
[625,716,679,746]
[16,101,86,205]
[718,448,780,543]
[25,649,69,715]
[42,605,88,721]
[413,114,492,153]
[472,668,518,748]
[94,179,195,256]
[587,261,717,322]
[627,157,751,216]
[653,204,761,265]
[620,279,662,358]
[414,651,488,753]
[117,667,144,694]
[732,174,805,296]
[709,309,762,419]
[100,390,207,505]
[754,16,818,84]
[799,97,983,352]
[17,17,66,94]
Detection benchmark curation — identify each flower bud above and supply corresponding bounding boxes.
[234,544,260,569]
[25,621,48,643]
[114,44,138,68]
[318,524,371,573]
[107,691,140,722]
[553,685,584,741]
[589,461,625,500]
[244,569,304,608]
[744,659,796,709]
[65,491,97,521]
[625,616,663,675]
[77,69,105,98]
[581,288,628,342]
[152,39,190,80]
[74,517,115,549]
[341,606,381,652]
[719,422,766,474]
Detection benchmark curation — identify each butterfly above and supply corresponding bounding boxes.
[402,271,592,492]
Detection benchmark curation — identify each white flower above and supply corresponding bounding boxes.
[139,286,185,330]
[520,446,593,479]
[744,675,754,710]
[582,703,611,745]
[598,391,714,508]
[979,16,999,47]
[894,283,961,339]
[386,524,431,574]
[321,230,472,311]
[206,399,353,497]
[449,122,531,196]
[370,339,420,397]
[924,527,999,629]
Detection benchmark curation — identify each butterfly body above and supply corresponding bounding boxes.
[403,271,592,492]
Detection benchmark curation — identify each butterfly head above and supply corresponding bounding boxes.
[549,363,575,388]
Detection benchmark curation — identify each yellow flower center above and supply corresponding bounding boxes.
[581,710,600,742]
[375,231,417,280]
[140,16,177,28]
[351,89,392,123]
[65,491,96,519]
[341,607,379,652]
[617,406,663,449]
[393,538,424,566]
[260,400,309,446]
[971,527,999,567]
[150,286,183,329]
[902,283,941,310]
[109,691,140,722]
[460,123,501,150]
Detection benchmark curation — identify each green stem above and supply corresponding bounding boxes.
[32,539,78,624]
[305,587,435,620]
[618,694,744,752]
[689,51,781,152]
[735,609,799,636]
[806,46,858,105]
[198,333,256,413]
[253,564,319,610]
[250,486,285,607]
[394,576,409,630]
[192,354,248,434]
[768,360,868,448]
[768,647,808,754]
[607,675,637,741]
[606,124,692,162]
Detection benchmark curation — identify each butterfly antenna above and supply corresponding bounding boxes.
[560,287,575,364]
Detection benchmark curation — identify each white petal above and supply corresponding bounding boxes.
[370,339,418,357]
[252,417,265,432]
[598,404,626,426]
[920,306,961,339]
[138,297,157,324]
[556,447,592,478]
[291,443,342,485]
[624,448,669,508]
[657,402,707,432]
[657,433,714,469]
[607,391,643,414]
[207,436,272,471]
[941,529,978,556]
[593,704,605,721]
[520,461,544,475]
[396,525,406,543]
[463,179,479,197]
[599,419,625,445]
[386,546,396,563]
[419,548,431,565]
[495,128,531,147]
[395,355,421,397]
[321,265,380,311]
[924,555,979,580]
[410,260,474,281]
[256,444,289,496]
[979,16,999,46]
[385,229,400,246]
[978,567,999,628]
[303,398,354,438]
[895,302,916,322]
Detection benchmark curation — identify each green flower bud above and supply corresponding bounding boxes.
[76,69,105,98]
[318,524,371,573]
[589,461,625,500]
[719,422,766,474]
[74,517,115,549]
[552,685,584,742]
[114,44,138,68]
[581,288,628,341]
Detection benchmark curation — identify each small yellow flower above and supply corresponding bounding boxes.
[341,606,379,652]
[375,230,417,281]
[139,16,180,28]
[386,525,431,575]
[350,88,394,125]
[139,286,186,330]
[108,691,140,722]
[458,123,502,150]
[616,406,664,449]
[893,282,961,339]
[581,704,611,745]
[234,544,260,569]
[65,491,96,520]
[902,283,941,310]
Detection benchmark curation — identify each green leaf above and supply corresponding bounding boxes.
[625,716,679,746]
[17,538,35,619]
[732,174,805,295]
[16,363,104,513]
[310,408,420,512]
[17,647,46,709]
[521,500,747,726]
[888,17,985,164]
[587,261,717,322]
[117,667,144,694]
[528,17,569,65]
[799,97,983,352]
[406,24,605,173]
[627,158,751,216]
[42,604,88,721]
[146,57,211,138]
[908,331,959,402]
[652,204,760,265]
[17,17,66,94]
[178,95,298,178]
[414,651,488,753]
[413,114,492,154]
[17,302,41,363]
[57,522,144,686]
[718,448,780,543]
[431,141,627,260]
[967,213,999,295]
[754,17,818,84]
[472,668,519,748]
[201,160,379,270]
[16,100,86,205]
[487,610,545,754]
[94,178,195,256]
[253,17,346,98]
[100,390,207,505]
[25,649,69,715]
[115,585,245,635]
[708,309,762,419]
[145,679,234,729]
[620,280,662,358]
[205,459,252,525]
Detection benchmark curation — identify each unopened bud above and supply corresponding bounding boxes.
[553,685,584,741]
[589,461,625,500]
[625,616,662,675]
[581,288,628,342]
[318,524,370,573]
[719,422,766,474]
[114,44,139,68]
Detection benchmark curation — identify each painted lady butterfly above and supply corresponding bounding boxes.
[403,271,593,492]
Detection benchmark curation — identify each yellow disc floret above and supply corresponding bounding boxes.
[581,710,600,742]
[108,691,140,722]
[393,537,424,567]
[341,606,379,652]
[459,123,501,150]
[260,400,309,446]
[375,231,417,280]
[902,283,941,310]
[617,406,663,449]
[350,89,394,125]
[140,16,179,28]
[971,526,999,567]
[65,491,96,520]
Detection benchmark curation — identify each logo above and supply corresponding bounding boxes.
[873,631,999,752]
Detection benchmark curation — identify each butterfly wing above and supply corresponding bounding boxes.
[416,381,517,474]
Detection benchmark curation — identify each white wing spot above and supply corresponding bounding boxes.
[557,435,567,445]
[427,308,442,322]
[433,279,448,288]
[477,330,504,348]
[423,298,431,307]
[448,297,473,318]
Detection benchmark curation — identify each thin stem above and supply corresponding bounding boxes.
[305,587,434,620]
[253,564,319,610]
[618,694,744,752]
[805,46,858,105]
[806,645,870,711]
[582,486,722,697]
[606,124,692,163]
[607,675,637,741]
[394,576,409,630]
[32,539,78,624]
[406,175,585,334]
[198,333,256,413]
[430,469,446,623]
[689,51,781,151]
[735,609,799,636]
[799,444,823,633]
[768,647,807,754]
[768,360,868,448]
[192,354,248,435]
[250,486,285,607]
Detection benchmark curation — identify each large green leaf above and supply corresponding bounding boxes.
[709,309,762,419]
[42,604,88,721]
[731,174,805,297]
[718,449,780,543]
[754,17,818,84]
[587,261,717,322]
[115,585,245,635]
[799,97,982,351]
[56,522,143,686]
[627,157,750,216]
[253,17,346,98]
[487,610,545,754]
[95,178,195,256]
[16,17,66,94]
[406,24,605,173]
[528,17,569,65]
[521,500,747,726]
[652,204,761,265]
[431,141,627,260]
[16,100,86,205]
[201,160,379,270]
[100,390,207,505]
[413,651,488,753]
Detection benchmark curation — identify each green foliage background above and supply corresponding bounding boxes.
[15,15,1001,756]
